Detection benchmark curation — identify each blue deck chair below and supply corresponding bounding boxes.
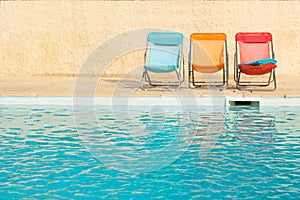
[141,32,184,90]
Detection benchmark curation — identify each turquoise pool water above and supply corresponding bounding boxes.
[0,104,299,199]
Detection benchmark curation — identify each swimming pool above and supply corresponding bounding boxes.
[0,97,299,199]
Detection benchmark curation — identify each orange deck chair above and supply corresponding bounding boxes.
[189,33,228,89]
[234,32,277,91]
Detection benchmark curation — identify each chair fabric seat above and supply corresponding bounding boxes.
[238,63,277,75]
[144,64,178,73]
[192,63,224,73]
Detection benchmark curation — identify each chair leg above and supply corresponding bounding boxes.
[189,69,202,88]
[140,69,146,90]
[141,70,155,90]
[267,72,272,86]
[178,63,185,83]
[236,70,277,91]
[272,70,277,91]
[141,70,182,90]
[222,67,225,85]
[175,70,181,90]
[236,71,241,89]
[188,68,193,89]
[192,70,197,87]
[189,68,227,89]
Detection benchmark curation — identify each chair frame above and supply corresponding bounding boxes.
[234,32,277,91]
[141,32,184,90]
[188,33,229,89]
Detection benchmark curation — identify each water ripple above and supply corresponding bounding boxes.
[0,105,299,199]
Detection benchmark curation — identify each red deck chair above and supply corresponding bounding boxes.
[234,32,277,91]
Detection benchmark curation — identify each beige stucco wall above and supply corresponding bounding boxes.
[0,0,299,77]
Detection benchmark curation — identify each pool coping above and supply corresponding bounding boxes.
[0,96,300,107]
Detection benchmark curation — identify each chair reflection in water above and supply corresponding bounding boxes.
[228,106,276,144]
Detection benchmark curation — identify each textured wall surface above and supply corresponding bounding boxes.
[0,0,299,76]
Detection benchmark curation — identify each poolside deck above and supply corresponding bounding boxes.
[0,75,299,97]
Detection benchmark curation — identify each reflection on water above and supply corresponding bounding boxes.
[227,106,276,144]
[0,105,299,199]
